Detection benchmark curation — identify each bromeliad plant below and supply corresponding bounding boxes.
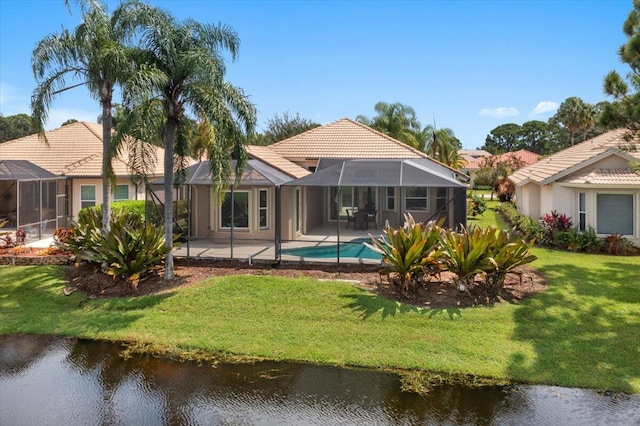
[439,226,537,295]
[439,226,494,293]
[484,228,537,295]
[57,208,176,289]
[366,215,443,294]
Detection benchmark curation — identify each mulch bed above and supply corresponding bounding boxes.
[65,258,547,309]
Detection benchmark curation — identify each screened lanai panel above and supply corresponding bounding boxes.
[0,160,59,181]
[286,159,466,188]
[402,160,464,187]
[162,159,294,186]
[338,160,401,186]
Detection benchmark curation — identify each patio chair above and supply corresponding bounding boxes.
[346,209,356,229]
[365,210,377,229]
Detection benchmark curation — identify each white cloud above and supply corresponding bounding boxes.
[478,107,519,119]
[530,101,559,116]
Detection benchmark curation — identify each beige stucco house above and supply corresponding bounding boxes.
[0,121,168,235]
[180,118,468,251]
[509,129,640,245]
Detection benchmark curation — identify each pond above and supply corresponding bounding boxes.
[1,335,638,425]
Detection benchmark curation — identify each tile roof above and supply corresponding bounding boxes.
[509,129,640,185]
[465,149,541,170]
[268,118,429,160]
[560,168,640,185]
[0,121,169,177]
[458,149,491,165]
[245,145,311,179]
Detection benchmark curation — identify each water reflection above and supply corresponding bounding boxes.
[1,335,638,425]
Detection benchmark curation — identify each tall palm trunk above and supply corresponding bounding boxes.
[101,92,112,232]
[163,119,177,280]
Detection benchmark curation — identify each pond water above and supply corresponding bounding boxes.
[1,335,638,425]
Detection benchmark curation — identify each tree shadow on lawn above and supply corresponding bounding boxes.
[0,266,173,337]
[342,292,461,320]
[508,260,640,392]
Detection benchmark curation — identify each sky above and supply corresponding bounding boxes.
[0,0,632,149]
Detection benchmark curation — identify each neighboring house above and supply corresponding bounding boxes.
[181,118,469,248]
[462,149,541,187]
[0,121,168,233]
[0,159,65,240]
[509,129,640,245]
[458,148,491,166]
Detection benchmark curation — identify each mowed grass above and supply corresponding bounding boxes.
[467,200,508,229]
[2,247,639,392]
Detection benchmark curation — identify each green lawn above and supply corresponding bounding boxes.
[1,207,638,393]
[467,200,508,229]
[1,247,639,392]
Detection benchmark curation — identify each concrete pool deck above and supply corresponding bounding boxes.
[174,225,385,265]
[23,225,385,266]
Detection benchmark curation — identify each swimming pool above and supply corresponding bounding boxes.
[281,239,382,260]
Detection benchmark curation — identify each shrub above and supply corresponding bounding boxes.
[495,203,546,243]
[484,229,537,295]
[542,210,572,233]
[439,226,493,293]
[493,177,515,202]
[555,227,599,253]
[58,207,175,289]
[604,233,626,255]
[53,227,74,245]
[366,215,443,294]
[81,200,148,222]
[468,194,487,217]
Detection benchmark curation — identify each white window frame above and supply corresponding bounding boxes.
[220,190,250,229]
[577,192,586,232]
[114,184,130,201]
[80,185,96,209]
[404,187,428,212]
[385,187,395,211]
[595,192,635,237]
[259,189,269,230]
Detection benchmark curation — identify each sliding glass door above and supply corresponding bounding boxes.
[328,187,377,220]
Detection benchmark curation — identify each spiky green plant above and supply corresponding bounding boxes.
[439,226,493,293]
[57,208,174,289]
[484,228,537,294]
[366,215,443,294]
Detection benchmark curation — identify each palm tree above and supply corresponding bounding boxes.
[356,102,423,149]
[422,126,463,168]
[31,0,137,231]
[555,97,594,146]
[121,3,256,280]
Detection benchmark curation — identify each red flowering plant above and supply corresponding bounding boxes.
[15,229,26,244]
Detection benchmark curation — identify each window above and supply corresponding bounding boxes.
[385,187,395,211]
[578,192,586,232]
[220,191,249,228]
[404,187,428,211]
[114,184,129,201]
[597,194,634,235]
[436,187,447,212]
[80,185,96,209]
[259,189,268,230]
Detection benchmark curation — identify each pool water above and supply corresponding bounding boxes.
[282,239,382,260]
